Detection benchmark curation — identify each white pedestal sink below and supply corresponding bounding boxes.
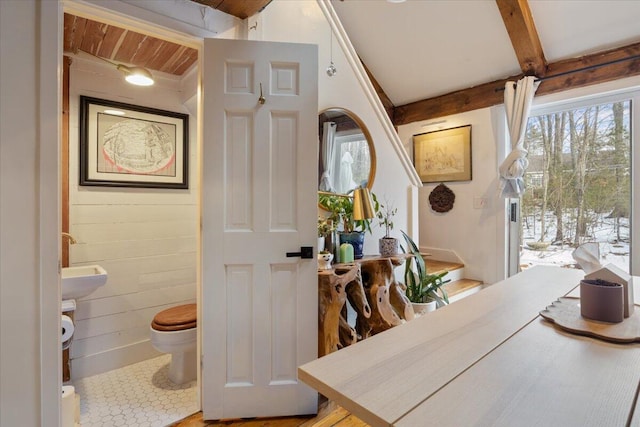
[61,265,108,299]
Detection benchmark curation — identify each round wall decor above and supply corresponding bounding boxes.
[429,183,455,213]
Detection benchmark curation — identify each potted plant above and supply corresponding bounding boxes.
[376,198,398,256]
[318,190,378,260]
[317,216,335,253]
[401,230,450,314]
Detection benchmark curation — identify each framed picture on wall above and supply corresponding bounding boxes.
[413,125,472,183]
[79,96,189,189]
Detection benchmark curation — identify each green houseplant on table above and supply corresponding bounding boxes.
[401,230,450,314]
[317,215,335,253]
[318,189,378,260]
[376,197,398,256]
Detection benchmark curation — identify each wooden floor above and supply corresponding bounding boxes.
[168,399,368,427]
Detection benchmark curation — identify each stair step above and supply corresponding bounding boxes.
[444,278,483,299]
[422,257,483,302]
[423,258,464,275]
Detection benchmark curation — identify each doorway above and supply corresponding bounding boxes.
[60,4,203,425]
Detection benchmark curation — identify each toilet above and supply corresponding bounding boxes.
[150,303,197,385]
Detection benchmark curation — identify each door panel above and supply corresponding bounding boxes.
[201,38,318,420]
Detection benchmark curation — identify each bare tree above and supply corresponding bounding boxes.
[570,106,599,245]
[610,102,628,241]
[549,112,566,243]
[522,100,630,270]
[537,115,551,242]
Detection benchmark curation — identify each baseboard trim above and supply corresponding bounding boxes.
[71,340,161,380]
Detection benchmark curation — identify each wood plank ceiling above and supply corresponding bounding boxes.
[63,13,198,76]
[62,1,271,76]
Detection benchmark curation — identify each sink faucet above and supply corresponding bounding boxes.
[62,232,77,244]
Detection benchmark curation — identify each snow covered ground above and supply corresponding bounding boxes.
[519,213,630,273]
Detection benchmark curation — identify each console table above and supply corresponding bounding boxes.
[317,255,414,357]
[300,266,640,426]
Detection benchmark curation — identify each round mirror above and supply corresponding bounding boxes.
[318,108,376,196]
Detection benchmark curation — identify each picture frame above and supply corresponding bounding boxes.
[413,125,472,183]
[80,96,189,189]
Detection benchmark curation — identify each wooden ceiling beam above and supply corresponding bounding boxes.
[393,42,640,126]
[537,42,640,95]
[495,0,547,76]
[361,60,395,124]
[190,0,273,19]
[393,77,515,126]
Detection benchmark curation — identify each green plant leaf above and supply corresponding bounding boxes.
[401,230,449,305]
[318,190,378,234]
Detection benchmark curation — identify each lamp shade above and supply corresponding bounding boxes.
[352,187,375,220]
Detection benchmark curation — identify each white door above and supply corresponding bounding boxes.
[201,38,319,420]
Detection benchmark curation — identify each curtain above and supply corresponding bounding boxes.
[319,121,337,192]
[499,75,540,198]
[337,151,357,194]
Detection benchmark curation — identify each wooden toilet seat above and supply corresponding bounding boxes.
[151,303,197,331]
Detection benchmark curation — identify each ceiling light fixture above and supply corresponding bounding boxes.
[77,49,154,86]
[117,64,154,86]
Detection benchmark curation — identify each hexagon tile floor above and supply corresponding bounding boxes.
[72,354,198,427]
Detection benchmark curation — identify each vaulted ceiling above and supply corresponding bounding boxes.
[333,0,640,125]
[63,0,640,127]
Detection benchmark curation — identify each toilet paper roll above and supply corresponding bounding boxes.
[61,385,75,427]
[61,315,74,343]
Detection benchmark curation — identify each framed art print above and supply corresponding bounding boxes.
[413,125,472,183]
[79,96,189,189]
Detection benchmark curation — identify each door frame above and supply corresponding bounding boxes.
[47,0,231,422]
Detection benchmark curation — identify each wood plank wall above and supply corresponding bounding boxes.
[67,58,198,378]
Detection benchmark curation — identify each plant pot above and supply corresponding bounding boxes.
[323,231,337,260]
[318,236,325,253]
[317,252,333,270]
[412,301,437,316]
[379,237,398,257]
[339,231,365,260]
[580,279,624,323]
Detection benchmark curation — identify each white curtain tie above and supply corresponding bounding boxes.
[499,147,528,179]
[499,76,539,197]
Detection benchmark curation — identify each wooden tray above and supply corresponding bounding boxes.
[540,297,640,343]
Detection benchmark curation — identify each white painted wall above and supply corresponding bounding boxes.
[259,0,417,255]
[68,57,198,378]
[0,0,60,424]
[398,109,506,285]
[398,75,640,285]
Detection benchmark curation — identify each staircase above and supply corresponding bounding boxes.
[423,257,484,303]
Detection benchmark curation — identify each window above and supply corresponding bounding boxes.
[519,98,631,273]
[331,130,371,194]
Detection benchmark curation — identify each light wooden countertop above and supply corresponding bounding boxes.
[299,266,640,427]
